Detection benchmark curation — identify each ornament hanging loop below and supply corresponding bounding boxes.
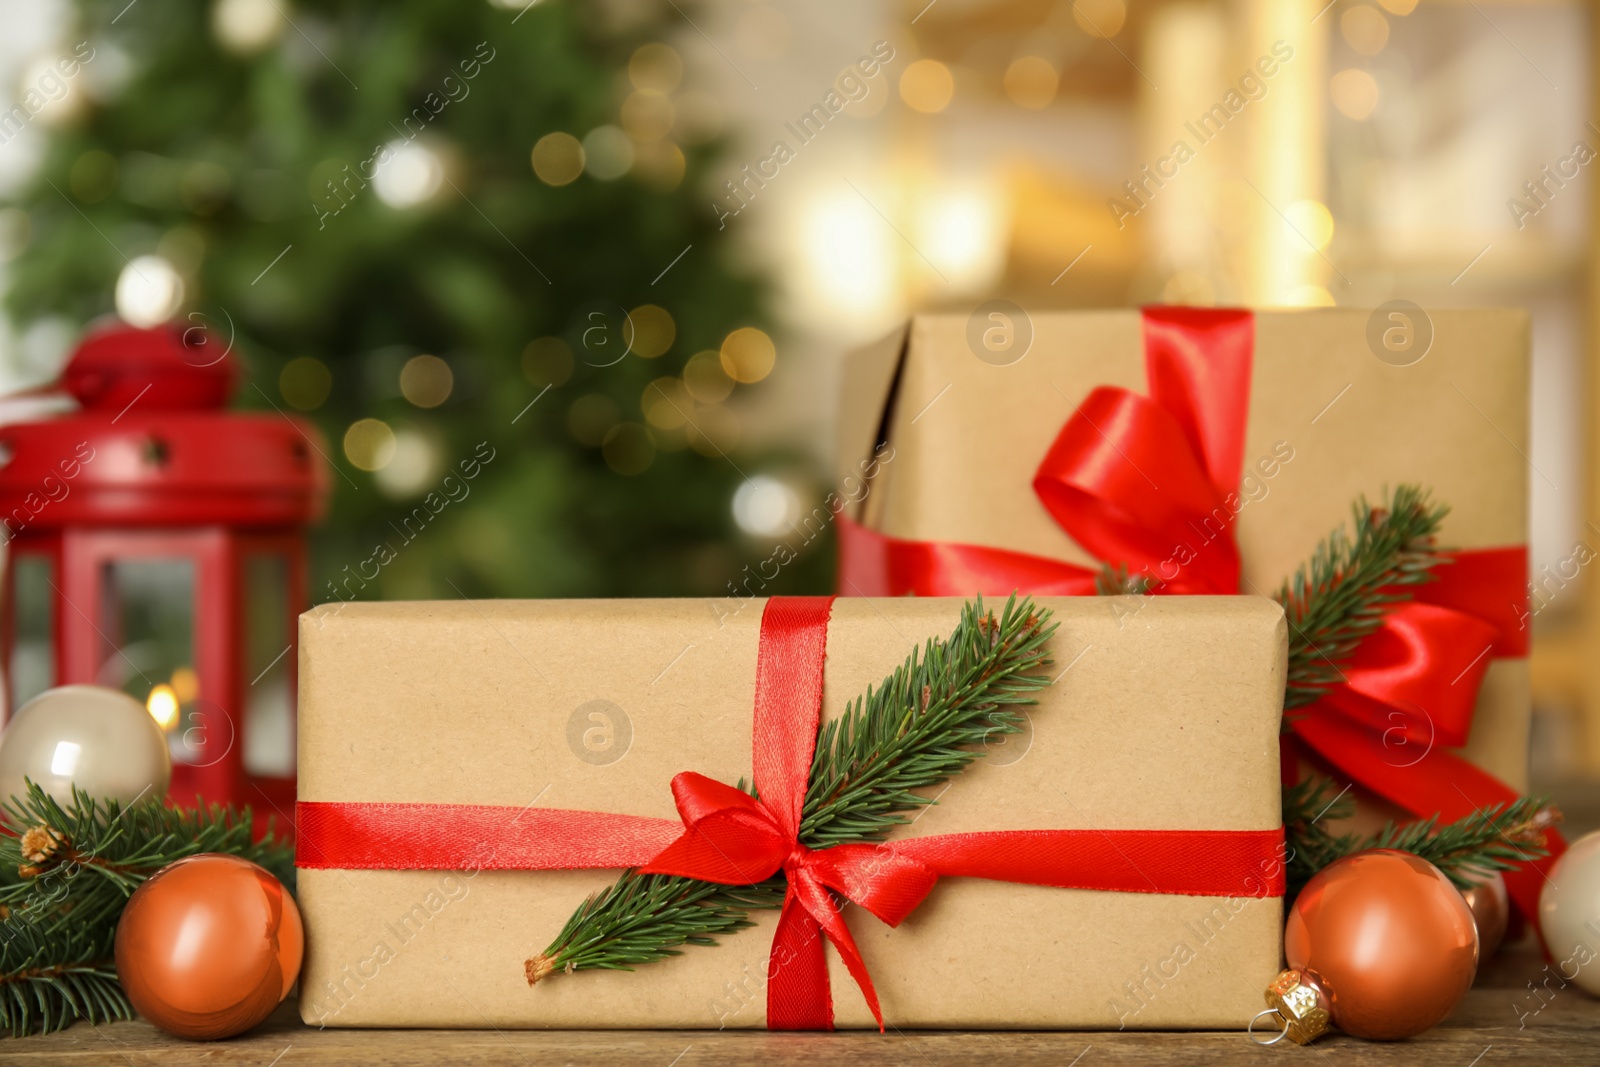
[1248,1009,1290,1046]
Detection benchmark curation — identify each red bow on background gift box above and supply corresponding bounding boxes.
[298,597,1286,1031]
[838,306,1562,929]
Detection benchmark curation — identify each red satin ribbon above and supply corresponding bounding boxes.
[297,596,1287,1031]
[836,305,1560,929]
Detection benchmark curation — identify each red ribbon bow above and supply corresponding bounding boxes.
[837,306,1560,930]
[298,596,1288,1030]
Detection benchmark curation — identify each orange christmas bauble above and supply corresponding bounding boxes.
[1285,849,1478,1040]
[114,854,303,1040]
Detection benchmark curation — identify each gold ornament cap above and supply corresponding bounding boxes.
[1251,968,1333,1046]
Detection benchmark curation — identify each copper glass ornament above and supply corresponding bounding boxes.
[1263,850,1478,1043]
[115,853,303,1040]
[1460,869,1509,961]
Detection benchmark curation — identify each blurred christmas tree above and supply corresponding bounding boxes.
[3,0,829,599]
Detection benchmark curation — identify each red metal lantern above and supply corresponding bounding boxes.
[0,322,328,822]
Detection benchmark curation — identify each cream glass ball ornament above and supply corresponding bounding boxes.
[0,685,171,808]
[1541,831,1600,996]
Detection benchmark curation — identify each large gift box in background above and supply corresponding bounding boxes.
[836,308,1530,839]
[294,595,1286,1029]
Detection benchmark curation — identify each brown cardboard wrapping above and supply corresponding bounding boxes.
[297,595,1286,1030]
[837,309,1530,813]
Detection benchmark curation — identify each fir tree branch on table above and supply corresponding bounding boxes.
[1367,795,1559,888]
[0,784,293,936]
[0,784,292,1037]
[1283,776,1558,899]
[528,596,1057,983]
[1276,485,1449,711]
[0,921,129,1038]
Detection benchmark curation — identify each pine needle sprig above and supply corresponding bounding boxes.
[1283,776,1557,898]
[0,783,294,935]
[524,873,786,983]
[529,596,1057,983]
[0,915,130,1037]
[1277,485,1449,710]
[1094,563,1151,596]
[1282,777,1360,898]
[1367,796,1558,889]
[801,595,1057,850]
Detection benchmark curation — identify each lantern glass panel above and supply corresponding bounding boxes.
[99,558,201,764]
[242,553,293,776]
[10,553,55,709]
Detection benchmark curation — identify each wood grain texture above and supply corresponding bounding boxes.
[5,942,1593,1065]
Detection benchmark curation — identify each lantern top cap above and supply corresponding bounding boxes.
[64,321,240,413]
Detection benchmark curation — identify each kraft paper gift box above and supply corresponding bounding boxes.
[835,308,1531,831]
[295,595,1287,1029]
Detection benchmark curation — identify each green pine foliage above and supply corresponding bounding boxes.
[1278,486,1449,710]
[529,596,1056,981]
[1283,776,1555,900]
[7,0,819,601]
[0,783,293,1037]
[800,596,1058,849]
[0,923,130,1038]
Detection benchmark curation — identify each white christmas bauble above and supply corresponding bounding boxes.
[1540,830,1600,996]
[0,685,171,808]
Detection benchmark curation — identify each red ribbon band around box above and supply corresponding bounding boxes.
[298,596,1287,1031]
[836,306,1560,929]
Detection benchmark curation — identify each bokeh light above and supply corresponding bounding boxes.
[115,255,184,328]
[642,378,691,430]
[628,305,676,359]
[621,91,674,142]
[373,140,443,208]
[900,60,955,114]
[1072,0,1127,38]
[629,42,683,93]
[1284,200,1335,252]
[212,0,285,53]
[400,353,453,408]
[344,418,397,471]
[1004,57,1058,110]
[280,356,332,410]
[583,126,634,180]
[732,475,802,538]
[683,350,734,403]
[374,426,442,498]
[532,132,585,186]
[1341,6,1390,56]
[719,327,776,384]
[1331,69,1380,120]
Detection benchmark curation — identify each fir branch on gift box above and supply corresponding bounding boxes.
[525,874,787,981]
[800,596,1057,849]
[1277,485,1449,711]
[528,596,1057,984]
[1283,776,1558,899]
[0,783,293,935]
[0,920,130,1038]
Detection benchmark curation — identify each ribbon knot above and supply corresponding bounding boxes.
[639,599,897,1031]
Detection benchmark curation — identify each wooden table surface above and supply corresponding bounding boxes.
[6,942,1594,1066]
